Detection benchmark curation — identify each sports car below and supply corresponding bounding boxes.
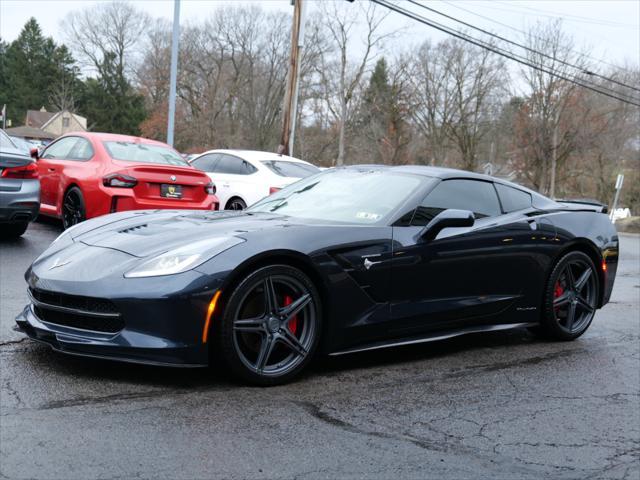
[15,166,619,385]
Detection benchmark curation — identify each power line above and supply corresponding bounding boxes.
[438,0,631,73]
[368,0,640,108]
[490,0,638,29]
[407,0,640,93]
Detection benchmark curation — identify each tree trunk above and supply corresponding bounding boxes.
[336,96,346,166]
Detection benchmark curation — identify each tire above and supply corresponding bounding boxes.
[226,197,247,211]
[215,264,322,386]
[62,187,86,230]
[0,222,28,239]
[539,251,599,341]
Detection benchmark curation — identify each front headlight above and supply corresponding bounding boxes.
[124,236,244,278]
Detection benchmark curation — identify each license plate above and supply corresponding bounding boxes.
[160,184,183,199]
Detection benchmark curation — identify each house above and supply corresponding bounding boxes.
[6,107,88,144]
[25,107,87,137]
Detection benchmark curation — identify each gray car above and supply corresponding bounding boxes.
[0,129,40,238]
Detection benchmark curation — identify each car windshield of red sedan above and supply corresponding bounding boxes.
[103,141,188,167]
[248,169,426,225]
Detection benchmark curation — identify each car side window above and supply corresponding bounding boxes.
[66,138,94,161]
[412,179,501,226]
[42,137,80,160]
[495,183,532,213]
[191,154,220,172]
[214,155,254,175]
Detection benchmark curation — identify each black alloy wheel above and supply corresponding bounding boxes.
[226,197,247,211]
[541,251,598,340]
[62,187,86,230]
[216,265,322,385]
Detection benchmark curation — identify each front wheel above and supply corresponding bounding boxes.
[540,251,599,340]
[62,187,86,230]
[216,265,322,386]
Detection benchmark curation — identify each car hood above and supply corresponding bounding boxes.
[73,210,295,258]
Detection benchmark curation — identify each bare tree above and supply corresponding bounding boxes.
[318,1,393,166]
[62,1,149,81]
[517,19,589,196]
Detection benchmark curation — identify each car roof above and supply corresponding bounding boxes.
[339,164,548,199]
[203,149,310,164]
[66,132,172,148]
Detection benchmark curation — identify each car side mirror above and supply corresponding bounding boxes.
[419,209,475,241]
[30,147,39,160]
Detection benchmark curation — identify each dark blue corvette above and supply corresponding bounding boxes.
[16,166,619,385]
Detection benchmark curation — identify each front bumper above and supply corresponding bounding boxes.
[15,304,208,367]
[15,268,225,367]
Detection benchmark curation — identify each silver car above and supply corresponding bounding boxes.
[0,129,40,238]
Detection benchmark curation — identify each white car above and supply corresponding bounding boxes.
[190,149,320,210]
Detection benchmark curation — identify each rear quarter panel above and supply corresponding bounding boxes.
[546,210,619,306]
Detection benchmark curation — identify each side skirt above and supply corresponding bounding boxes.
[328,322,538,356]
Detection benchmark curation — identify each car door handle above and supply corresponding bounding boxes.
[47,168,56,172]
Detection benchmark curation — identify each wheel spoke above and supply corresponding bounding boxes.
[233,317,265,333]
[553,291,571,308]
[280,294,311,322]
[565,301,577,332]
[576,296,594,313]
[280,328,308,357]
[264,277,278,314]
[574,268,592,293]
[255,335,276,373]
[564,265,576,290]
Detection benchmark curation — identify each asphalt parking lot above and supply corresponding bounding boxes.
[1,220,638,480]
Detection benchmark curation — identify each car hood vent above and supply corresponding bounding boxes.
[118,224,149,235]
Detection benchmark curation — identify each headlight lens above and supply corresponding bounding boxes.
[124,236,244,278]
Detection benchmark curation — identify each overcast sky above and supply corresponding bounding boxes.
[1,0,639,70]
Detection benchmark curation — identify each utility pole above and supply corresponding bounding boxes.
[278,0,306,156]
[166,0,181,147]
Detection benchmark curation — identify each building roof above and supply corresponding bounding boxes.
[5,126,56,140]
[25,109,56,129]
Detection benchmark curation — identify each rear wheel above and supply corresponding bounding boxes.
[62,187,86,229]
[216,265,322,386]
[226,197,247,211]
[540,251,598,340]
[0,222,28,239]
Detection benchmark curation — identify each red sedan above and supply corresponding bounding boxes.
[32,132,219,228]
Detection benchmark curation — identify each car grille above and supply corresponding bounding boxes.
[29,288,124,333]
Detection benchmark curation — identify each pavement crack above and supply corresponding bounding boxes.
[0,337,28,349]
[292,400,444,452]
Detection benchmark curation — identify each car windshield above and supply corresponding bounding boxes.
[0,129,17,150]
[261,160,320,178]
[248,169,425,225]
[103,141,188,166]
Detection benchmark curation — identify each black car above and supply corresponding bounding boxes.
[15,166,618,385]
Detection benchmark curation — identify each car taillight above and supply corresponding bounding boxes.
[269,186,281,195]
[103,173,138,188]
[1,162,39,179]
[205,182,216,195]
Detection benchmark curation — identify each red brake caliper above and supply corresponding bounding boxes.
[284,295,298,335]
[554,281,564,312]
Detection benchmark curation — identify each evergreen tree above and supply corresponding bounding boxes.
[77,52,146,134]
[0,18,83,125]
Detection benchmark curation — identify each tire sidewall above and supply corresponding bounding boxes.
[215,264,323,386]
[541,250,598,340]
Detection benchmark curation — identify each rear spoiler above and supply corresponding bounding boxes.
[556,199,608,214]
